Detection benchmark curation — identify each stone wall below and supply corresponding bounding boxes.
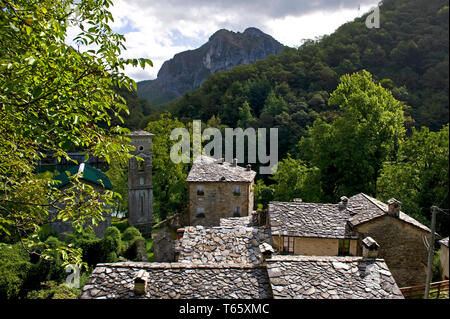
[177,225,272,265]
[188,181,252,226]
[354,215,429,287]
[153,228,176,262]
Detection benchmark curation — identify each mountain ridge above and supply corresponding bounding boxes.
[137,27,285,107]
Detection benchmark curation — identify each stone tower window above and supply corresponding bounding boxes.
[196,207,205,218]
[233,185,241,196]
[233,206,241,217]
[138,145,144,151]
[197,186,204,196]
[139,177,145,185]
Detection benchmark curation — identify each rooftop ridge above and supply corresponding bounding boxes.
[95,262,266,270]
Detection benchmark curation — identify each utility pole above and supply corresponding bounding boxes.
[424,206,437,299]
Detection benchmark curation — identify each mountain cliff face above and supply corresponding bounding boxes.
[137,27,285,107]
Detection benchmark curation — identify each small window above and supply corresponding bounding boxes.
[196,207,205,218]
[338,239,351,256]
[138,145,144,151]
[233,185,241,196]
[139,177,145,185]
[233,206,241,217]
[197,186,204,196]
[282,236,294,254]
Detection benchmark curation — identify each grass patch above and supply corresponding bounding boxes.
[145,237,154,262]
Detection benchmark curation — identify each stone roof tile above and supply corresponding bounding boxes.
[79,262,272,299]
[347,193,431,233]
[265,255,404,299]
[177,225,272,265]
[186,155,256,183]
[268,202,356,239]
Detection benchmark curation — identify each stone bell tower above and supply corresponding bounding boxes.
[127,130,154,237]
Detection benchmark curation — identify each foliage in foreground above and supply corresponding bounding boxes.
[0,0,151,267]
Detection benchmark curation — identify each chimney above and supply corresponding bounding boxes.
[259,243,275,260]
[232,158,237,167]
[387,198,402,217]
[339,196,348,210]
[362,237,379,259]
[134,269,149,296]
[246,164,252,171]
[176,228,185,240]
[293,198,302,203]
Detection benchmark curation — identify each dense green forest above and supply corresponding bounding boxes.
[167,0,448,144]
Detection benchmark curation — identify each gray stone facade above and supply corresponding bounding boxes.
[187,155,256,226]
[127,130,154,237]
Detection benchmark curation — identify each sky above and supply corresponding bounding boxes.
[81,0,381,82]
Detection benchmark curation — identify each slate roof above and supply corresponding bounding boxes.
[268,193,431,239]
[219,215,257,227]
[440,237,449,248]
[79,262,272,299]
[126,130,154,137]
[53,163,113,190]
[266,255,404,299]
[186,155,256,183]
[177,225,272,265]
[268,202,356,239]
[347,193,431,233]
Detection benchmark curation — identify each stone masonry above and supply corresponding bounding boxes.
[187,155,256,226]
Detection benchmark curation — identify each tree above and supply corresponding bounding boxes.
[0,0,151,267]
[377,125,449,236]
[145,113,188,221]
[271,155,323,203]
[299,70,406,200]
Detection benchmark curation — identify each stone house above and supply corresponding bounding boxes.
[439,237,449,280]
[269,199,359,256]
[50,163,113,238]
[186,155,256,226]
[268,193,432,287]
[79,215,403,299]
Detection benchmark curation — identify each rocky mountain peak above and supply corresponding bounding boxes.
[137,27,285,107]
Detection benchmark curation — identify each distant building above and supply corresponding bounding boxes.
[439,237,449,280]
[50,163,113,238]
[186,155,256,226]
[268,193,432,287]
[126,130,154,237]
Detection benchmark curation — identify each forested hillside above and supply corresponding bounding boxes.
[169,0,448,151]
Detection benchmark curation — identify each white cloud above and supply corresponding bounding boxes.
[67,0,380,82]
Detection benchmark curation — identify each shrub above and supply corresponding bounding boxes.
[120,227,146,261]
[0,243,31,299]
[121,226,142,242]
[27,281,79,299]
[122,236,146,261]
[111,218,129,233]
